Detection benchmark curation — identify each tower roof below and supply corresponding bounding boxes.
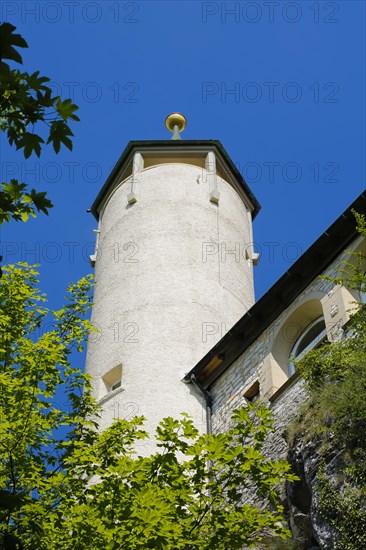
[90,140,261,219]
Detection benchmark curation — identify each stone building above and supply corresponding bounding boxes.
[85,114,366,510]
[184,188,365,440]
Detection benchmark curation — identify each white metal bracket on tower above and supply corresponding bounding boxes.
[244,208,260,265]
[89,228,100,267]
[127,152,144,205]
[206,152,220,204]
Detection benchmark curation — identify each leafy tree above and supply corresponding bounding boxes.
[40,406,296,550]
[290,212,366,550]
[0,263,297,549]
[0,263,95,549]
[0,23,79,225]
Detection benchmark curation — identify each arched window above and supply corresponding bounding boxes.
[360,272,366,304]
[288,316,327,376]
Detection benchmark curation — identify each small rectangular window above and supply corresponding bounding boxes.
[111,380,121,391]
[244,380,260,402]
[101,364,123,397]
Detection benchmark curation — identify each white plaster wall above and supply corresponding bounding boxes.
[85,162,255,454]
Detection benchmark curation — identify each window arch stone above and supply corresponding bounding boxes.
[262,296,325,396]
[335,236,366,303]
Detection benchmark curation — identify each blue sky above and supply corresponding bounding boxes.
[1,0,365,320]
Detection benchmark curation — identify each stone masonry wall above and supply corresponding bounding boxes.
[209,245,359,548]
[210,247,352,439]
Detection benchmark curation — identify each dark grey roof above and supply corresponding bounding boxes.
[90,140,261,219]
[184,191,366,389]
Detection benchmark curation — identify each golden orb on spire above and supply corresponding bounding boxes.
[165,113,187,133]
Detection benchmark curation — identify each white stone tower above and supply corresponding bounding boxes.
[85,114,260,453]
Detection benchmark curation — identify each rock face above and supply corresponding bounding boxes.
[287,437,342,549]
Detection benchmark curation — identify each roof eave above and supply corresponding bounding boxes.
[90,140,261,219]
[184,191,366,389]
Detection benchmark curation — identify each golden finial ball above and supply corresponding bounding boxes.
[165,113,187,133]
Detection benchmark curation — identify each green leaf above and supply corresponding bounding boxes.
[29,189,53,215]
[56,98,80,122]
[47,120,74,153]
[0,24,79,226]
[0,23,27,64]
[27,70,51,91]
[16,132,45,158]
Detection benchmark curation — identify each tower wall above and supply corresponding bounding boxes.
[86,161,255,452]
